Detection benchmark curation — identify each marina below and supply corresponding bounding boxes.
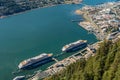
[29,42,100,80]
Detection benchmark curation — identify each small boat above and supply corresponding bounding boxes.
[13,76,25,80]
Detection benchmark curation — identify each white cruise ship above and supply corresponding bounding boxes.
[18,53,53,70]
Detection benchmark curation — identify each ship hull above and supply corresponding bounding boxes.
[20,57,52,70]
[63,43,87,53]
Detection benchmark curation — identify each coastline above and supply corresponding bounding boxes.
[78,1,120,41]
[0,0,83,19]
[24,1,120,80]
[77,9,107,40]
[29,42,100,80]
[2,0,118,80]
[0,5,58,19]
[0,3,69,19]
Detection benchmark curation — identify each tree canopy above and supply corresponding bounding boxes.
[44,40,120,80]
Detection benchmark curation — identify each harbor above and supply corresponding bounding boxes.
[28,1,120,80]
[28,42,100,80]
[0,0,118,80]
[0,4,97,80]
[78,1,120,40]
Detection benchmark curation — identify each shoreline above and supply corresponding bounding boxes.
[0,4,69,19]
[0,0,83,19]
[0,4,60,19]
[28,1,120,80]
[78,1,120,41]
[29,42,100,80]
[78,9,107,40]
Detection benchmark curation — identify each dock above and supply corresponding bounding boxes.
[28,42,100,80]
[71,18,84,22]
[52,58,59,62]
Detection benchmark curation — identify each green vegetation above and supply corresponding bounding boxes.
[0,0,74,17]
[44,40,120,80]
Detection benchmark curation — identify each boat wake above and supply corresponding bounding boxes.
[12,69,22,75]
[53,52,64,58]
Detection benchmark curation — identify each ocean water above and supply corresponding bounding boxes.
[0,0,116,80]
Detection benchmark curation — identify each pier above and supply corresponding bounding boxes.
[52,58,59,62]
[28,42,100,80]
[71,18,84,22]
[28,1,120,80]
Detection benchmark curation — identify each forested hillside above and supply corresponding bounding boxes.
[44,40,120,80]
[0,0,73,17]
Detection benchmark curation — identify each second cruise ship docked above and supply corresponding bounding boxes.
[62,40,87,52]
[18,53,53,70]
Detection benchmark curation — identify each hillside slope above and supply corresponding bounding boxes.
[0,0,73,17]
[44,40,120,80]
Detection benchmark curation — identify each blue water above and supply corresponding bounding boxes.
[0,0,116,80]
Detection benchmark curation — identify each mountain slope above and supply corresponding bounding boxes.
[44,40,120,80]
[0,0,73,17]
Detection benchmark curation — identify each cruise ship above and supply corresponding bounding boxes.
[18,53,53,70]
[62,40,87,52]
